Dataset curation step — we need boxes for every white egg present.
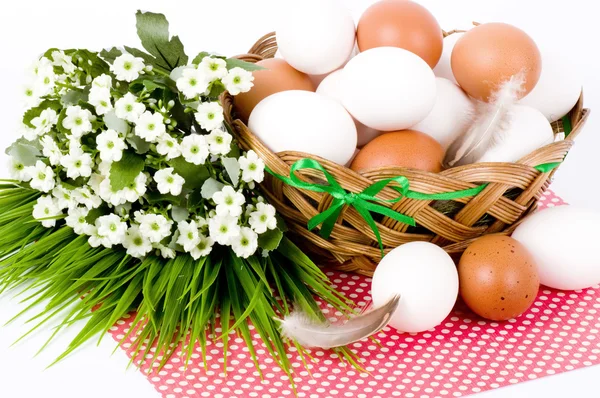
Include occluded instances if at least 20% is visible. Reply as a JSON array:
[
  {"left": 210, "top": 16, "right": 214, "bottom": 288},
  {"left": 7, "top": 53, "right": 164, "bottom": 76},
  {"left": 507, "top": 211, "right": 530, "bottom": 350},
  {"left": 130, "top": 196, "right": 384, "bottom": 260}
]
[
  {"left": 276, "top": 0, "right": 356, "bottom": 75},
  {"left": 433, "top": 32, "right": 464, "bottom": 84},
  {"left": 317, "top": 69, "right": 381, "bottom": 147},
  {"left": 371, "top": 242, "right": 459, "bottom": 333},
  {"left": 341, "top": 47, "right": 437, "bottom": 131},
  {"left": 411, "top": 78, "right": 475, "bottom": 150},
  {"left": 248, "top": 91, "right": 357, "bottom": 165},
  {"left": 308, "top": 41, "right": 360, "bottom": 88},
  {"left": 512, "top": 206, "right": 600, "bottom": 290},
  {"left": 519, "top": 49, "right": 582, "bottom": 122},
  {"left": 477, "top": 105, "right": 554, "bottom": 163}
]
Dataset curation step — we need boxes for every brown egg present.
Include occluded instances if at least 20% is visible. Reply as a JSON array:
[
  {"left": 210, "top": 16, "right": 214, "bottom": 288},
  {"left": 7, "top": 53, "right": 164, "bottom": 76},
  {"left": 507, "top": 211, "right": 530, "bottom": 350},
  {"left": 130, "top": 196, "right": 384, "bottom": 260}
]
[
  {"left": 458, "top": 235, "right": 540, "bottom": 321},
  {"left": 357, "top": 0, "right": 443, "bottom": 68},
  {"left": 234, "top": 58, "right": 315, "bottom": 122},
  {"left": 451, "top": 23, "right": 542, "bottom": 101},
  {"left": 350, "top": 130, "right": 444, "bottom": 173}
]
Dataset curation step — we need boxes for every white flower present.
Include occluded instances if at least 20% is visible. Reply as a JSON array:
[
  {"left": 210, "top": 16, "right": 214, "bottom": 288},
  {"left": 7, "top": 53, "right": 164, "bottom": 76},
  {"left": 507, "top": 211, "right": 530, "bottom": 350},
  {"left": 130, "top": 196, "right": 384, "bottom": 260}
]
[
  {"left": 96, "top": 214, "right": 127, "bottom": 246},
  {"left": 65, "top": 206, "right": 90, "bottom": 235},
  {"left": 114, "top": 93, "right": 146, "bottom": 123},
  {"left": 51, "top": 50, "right": 76, "bottom": 74},
  {"left": 123, "top": 225, "right": 153, "bottom": 258},
  {"left": 92, "top": 74, "right": 112, "bottom": 89},
  {"left": 23, "top": 84, "right": 41, "bottom": 108},
  {"left": 89, "top": 87, "right": 113, "bottom": 115},
  {"left": 62, "top": 105, "right": 93, "bottom": 137},
  {"left": 154, "top": 168, "right": 185, "bottom": 196},
  {"left": 176, "top": 220, "right": 200, "bottom": 251},
  {"left": 190, "top": 235, "right": 214, "bottom": 260},
  {"left": 18, "top": 124, "right": 38, "bottom": 141},
  {"left": 135, "top": 111, "right": 165, "bottom": 142},
  {"left": 9, "top": 158, "right": 30, "bottom": 182},
  {"left": 239, "top": 150, "right": 265, "bottom": 183},
  {"left": 96, "top": 129, "right": 126, "bottom": 162},
  {"left": 33, "top": 195, "right": 61, "bottom": 228},
  {"left": 35, "top": 69, "right": 56, "bottom": 97},
  {"left": 249, "top": 202, "right": 277, "bottom": 234},
  {"left": 32, "top": 57, "right": 53, "bottom": 77},
  {"left": 111, "top": 53, "right": 145, "bottom": 82},
  {"left": 195, "top": 215, "right": 208, "bottom": 229},
  {"left": 87, "top": 225, "right": 112, "bottom": 248},
  {"left": 212, "top": 186, "right": 245, "bottom": 217},
  {"left": 222, "top": 67, "right": 254, "bottom": 95},
  {"left": 114, "top": 202, "right": 132, "bottom": 218},
  {"left": 155, "top": 243, "right": 176, "bottom": 259},
  {"left": 206, "top": 129, "right": 232, "bottom": 156},
  {"left": 208, "top": 214, "right": 240, "bottom": 245},
  {"left": 98, "top": 178, "right": 127, "bottom": 206},
  {"left": 176, "top": 67, "right": 209, "bottom": 99},
  {"left": 97, "top": 160, "right": 112, "bottom": 177},
  {"left": 26, "top": 161, "right": 55, "bottom": 193},
  {"left": 136, "top": 213, "right": 173, "bottom": 243},
  {"left": 52, "top": 185, "right": 76, "bottom": 210},
  {"left": 61, "top": 147, "right": 93, "bottom": 179},
  {"left": 199, "top": 57, "right": 228, "bottom": 81},
  {"left": 180, "top": 134, "right": 209, "bottom": 165},
  {"left": 121, "top": 172, "right": 148, "bottom": 203},
  {"left": 31, "top": 108, "right": 58, "bottom": 136},
  {"left": 72, "top": 186, "right": 102, "bottom": 209},
  {"left": 195, "top": 102, "right": 224, "bottom": 131},
  {"left": 231, "top": 227, "right": 258, "bottom": 258},
  {"left": 40, "top": 135, "right": 62, "bottom": 166},
  {"left": 156, "top": 134, "right": 181, "bottom": 160}
]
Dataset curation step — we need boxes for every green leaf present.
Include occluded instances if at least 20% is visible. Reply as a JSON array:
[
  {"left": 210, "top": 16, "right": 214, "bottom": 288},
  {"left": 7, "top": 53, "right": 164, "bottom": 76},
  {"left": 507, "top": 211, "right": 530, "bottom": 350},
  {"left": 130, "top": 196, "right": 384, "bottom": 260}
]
[
  {"left": 99, "top": 47, "right": 122, "bottom": 64},
  {"left": 206, "top": 80, "right": 226, "bottom": 99},
  {"left": 258, "top": 228, "right": 283, "bottom": 251},
  {"left": 200, "top": 178, "right": 224, "bottom": 200},
  {"left": 225, "top": 58, "right": 266, "bottom": 72},
  {"left": 135, "top": 11, "right": 188, "bottom": 71},
  {"left": 221, "top": 157, "right": 240, "bottom": 187},
  {"left": 109, "top": 151, "right": 145, "bottom": 191},
  {"left": 85, "top": 207, "right": 105, "bottom": 224},
  {"left": 145, "top": 191, "right": 183, "bottom": 205},
  {"left": 168, "top": 157, "right": 210, "bottom": 190},
  {"left": 22, "top": 100, "right": 62, "bottom": 128},
  {"left": 61, "top": 89, "right": 89, "bottom": 106},
  {"left": 192, "top": 52, "right": 225, "bottom": 65},
  {"left": 126, "top": 135, "right": 151, "bottom": 155},
  {"left": 5, "top": 140, "right": 42, "bottom": 166},
  {"left": 104, "top": 110, "right": 130, "bottom": 134},
  {"left": 72, "top": 49, "right": 110, "bottom": 78}
]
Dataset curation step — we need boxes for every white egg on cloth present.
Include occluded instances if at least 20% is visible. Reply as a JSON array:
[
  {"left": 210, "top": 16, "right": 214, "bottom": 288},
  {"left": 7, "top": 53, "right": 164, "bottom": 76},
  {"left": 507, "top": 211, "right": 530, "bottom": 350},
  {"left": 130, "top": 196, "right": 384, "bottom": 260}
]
[
  {"left": 317, "top": 69, "right": 381, "bottom": 147},
  {"left": 512, "top": 206, "right": 600, "bottom": 291},
  {"left": 371, "top": 242, "right": 459, "bottom": 333},
  {"left": 275, "top": 0, "right": 356, "bottom": 75},
  {"left": 248, "top": 90, "right": 357, "bottom": 166},
  {"left": 411, "top": 77, "right": 475, "bottom": 150},
  {"left": 341, "top": 47, "right": 437, "bottom": 131}
]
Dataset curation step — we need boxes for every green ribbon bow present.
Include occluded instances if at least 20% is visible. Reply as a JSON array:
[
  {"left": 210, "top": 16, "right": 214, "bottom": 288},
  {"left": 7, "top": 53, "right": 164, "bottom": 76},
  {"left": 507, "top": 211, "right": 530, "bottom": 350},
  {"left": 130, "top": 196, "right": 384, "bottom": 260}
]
[{"left": 267, "top": 159, "right": 561, "bottom": 257}]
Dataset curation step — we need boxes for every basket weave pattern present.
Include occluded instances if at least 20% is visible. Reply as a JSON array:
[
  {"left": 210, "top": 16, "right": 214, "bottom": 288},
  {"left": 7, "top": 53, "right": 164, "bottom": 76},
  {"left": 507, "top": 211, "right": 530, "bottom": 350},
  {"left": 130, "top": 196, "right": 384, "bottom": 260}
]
[{"left": 224, "top": 32, "right": 590, "bottom": 276}]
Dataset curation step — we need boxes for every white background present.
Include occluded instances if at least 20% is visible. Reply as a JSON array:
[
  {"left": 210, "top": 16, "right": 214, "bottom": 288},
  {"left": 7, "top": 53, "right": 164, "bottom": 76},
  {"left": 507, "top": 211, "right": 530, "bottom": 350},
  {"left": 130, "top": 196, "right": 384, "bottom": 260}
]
[{"left": 0, "top": 1, "right": 598, "bottom": 397}]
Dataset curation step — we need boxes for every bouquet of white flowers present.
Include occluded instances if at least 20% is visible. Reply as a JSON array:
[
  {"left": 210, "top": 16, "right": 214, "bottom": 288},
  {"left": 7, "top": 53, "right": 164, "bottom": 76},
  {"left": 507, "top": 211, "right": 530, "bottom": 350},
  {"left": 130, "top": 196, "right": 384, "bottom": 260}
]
[{"left": 0, "top": 11, "right": 355, "bottom": 377}]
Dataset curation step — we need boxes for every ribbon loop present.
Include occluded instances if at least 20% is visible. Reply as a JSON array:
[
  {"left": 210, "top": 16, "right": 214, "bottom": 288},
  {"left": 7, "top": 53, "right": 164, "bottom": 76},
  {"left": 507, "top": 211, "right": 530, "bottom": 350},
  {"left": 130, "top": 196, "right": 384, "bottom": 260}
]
[{"left": 266, "top": 159, "right": 561, "bottom": 258}]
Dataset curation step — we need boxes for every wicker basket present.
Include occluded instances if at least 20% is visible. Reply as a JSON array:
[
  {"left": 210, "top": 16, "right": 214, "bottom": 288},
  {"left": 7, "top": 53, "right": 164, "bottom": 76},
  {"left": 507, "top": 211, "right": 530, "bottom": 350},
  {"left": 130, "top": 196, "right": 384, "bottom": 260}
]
[{"left": 223, "top": 31, "right": 590, "bottom": 277}]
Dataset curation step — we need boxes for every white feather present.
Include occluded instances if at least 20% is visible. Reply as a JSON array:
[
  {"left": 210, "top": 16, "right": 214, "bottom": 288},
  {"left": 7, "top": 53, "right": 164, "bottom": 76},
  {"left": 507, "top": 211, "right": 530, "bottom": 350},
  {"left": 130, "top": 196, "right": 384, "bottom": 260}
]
[
  {"left": 278, "top": 295, "right": 400, "bottom": 349},
  {"left": 444, "top": 73, "right": 526, "bottom": 167}
]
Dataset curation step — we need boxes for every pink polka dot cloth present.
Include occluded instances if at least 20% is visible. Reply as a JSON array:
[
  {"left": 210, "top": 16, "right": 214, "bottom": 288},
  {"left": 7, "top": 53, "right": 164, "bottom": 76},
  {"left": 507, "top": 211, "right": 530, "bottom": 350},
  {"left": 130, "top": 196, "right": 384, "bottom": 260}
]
[{"left": 109, "top": 190, "right": 600, "bottom": 398}]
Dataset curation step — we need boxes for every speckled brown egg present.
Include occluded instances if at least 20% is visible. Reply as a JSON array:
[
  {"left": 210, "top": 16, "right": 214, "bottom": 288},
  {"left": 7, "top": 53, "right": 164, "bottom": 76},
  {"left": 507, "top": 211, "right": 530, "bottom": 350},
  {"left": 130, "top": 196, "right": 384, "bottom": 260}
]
[
  {"left": 357, "top": 0, "right": 443, "bottom": 68},
  {"left": 234, "top": 58, "right": 315, "bottom": 122},
  {"left": 451, "top": 23, "right": 542, "bottom": 101},
  {"left": 458, "top": 235, "right": 539, "bottom": 321},
  {"left": 350, "top": 130, "right": 444, "bottom": 173}
]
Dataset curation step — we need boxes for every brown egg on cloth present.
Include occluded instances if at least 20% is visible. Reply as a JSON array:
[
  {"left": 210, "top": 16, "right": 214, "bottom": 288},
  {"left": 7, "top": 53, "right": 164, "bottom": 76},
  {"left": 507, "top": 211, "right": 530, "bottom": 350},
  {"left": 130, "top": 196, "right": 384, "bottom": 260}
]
[
  {"left": 350, "top": 130, "right": 444, "bottom": 173},
  {"left": 451, "top": 23, "right": 542, "bottom": 101},
  {"left": 357, "top": 0, "right": 443, "bottom": 68},
  {"left": 234, "top": 58, "right": 315, "bottom": 122},
  {"left": 458, "top": 235, "right": 540, "bottom": 321}
]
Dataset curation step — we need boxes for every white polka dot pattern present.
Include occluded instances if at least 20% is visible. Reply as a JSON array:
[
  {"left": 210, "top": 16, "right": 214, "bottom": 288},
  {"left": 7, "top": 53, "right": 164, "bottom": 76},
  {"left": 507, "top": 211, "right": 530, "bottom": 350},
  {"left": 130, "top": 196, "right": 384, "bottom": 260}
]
[{"left": 109, "top": 190, "right": 600, "bottom": 398}]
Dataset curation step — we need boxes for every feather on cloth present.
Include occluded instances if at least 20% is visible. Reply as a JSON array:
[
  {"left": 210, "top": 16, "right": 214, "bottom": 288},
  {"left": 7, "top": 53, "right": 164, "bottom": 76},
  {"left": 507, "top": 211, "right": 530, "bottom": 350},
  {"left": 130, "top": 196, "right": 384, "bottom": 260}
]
[{"left": 278, "top": 295, "right": 400, "bottom": 349}]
